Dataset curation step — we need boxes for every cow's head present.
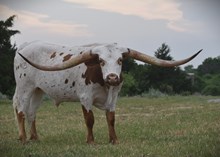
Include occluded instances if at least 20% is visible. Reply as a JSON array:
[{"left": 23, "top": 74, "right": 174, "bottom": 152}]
[
  {"left": 18, "top": 44, "right": 202, "bottom": 86},
  {"left": 89, "top": 43, "right": 126, "bottom": 86}
]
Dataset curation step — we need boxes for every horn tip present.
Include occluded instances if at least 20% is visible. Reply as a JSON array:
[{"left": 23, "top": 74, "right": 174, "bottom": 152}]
[
  {"left": 195, "top": 49, "right": 203, "bottom": 56},
  {"left": 127, "top": 48, "right": 131, "bottom": 53},
  {"left": 193, "top": 49, "right": 203, "bottom": 56},
  {"left": 198, "top": 49, "right": 203, "bottom": 53}
]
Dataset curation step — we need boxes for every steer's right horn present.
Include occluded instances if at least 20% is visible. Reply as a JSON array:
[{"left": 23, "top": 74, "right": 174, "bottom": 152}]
[{"left": 18, "top": 50, "right": 96, "bottom": 71}]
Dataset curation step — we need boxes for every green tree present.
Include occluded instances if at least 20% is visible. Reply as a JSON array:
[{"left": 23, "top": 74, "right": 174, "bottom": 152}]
[
  {"left": 122, "top": 57, "right": 150, "bottom": 95},
  {"left": 197, "top": 56, "right": 220, "bottom": 75},
  {"left": 201, "top": 74, "right": 220, "bottom": 96},
  {"left": 145, "top": 43, "right": 192, "bottom": 94},
  {"left": 184, "top": 65, "right": 196, "bottom": 73},
  {"left": 0, "top": 15, "right": 20, "bottom": 98},
  {"left": 120, "top": 73, "right": 137, "bottom": 96},
  {"left": 122, "top": 57, "right": 137, "bottom": 73}
]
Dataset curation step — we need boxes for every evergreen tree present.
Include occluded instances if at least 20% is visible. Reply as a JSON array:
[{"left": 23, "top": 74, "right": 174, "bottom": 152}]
[
  {"left": 197, "top": 56, "right": 220, "bottom": 75},
  {"left": 145, "top": 43, "right": 192, "bottom": 94},
  {"left": 0, "top": 15, "right": 20, "bottom": 98}
]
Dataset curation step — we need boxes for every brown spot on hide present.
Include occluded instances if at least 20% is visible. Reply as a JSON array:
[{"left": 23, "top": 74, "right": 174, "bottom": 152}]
[
  {"left": 70, "top": 82, "right": 76, "bottom": 88},
  {"left": 65, "top": 79, "right": 69, "bottom": 84},
  {"left": 63, "top": 54, "right": 73, "bottom": 62},
  {"left": 80, "top": 51, "right": 83, "bottom": 54},
  {"left": 82, "top": 57, "right": 105, "bottom": 86},
  {"left": 50, "top": 52, "right": 56, "bottom": 59},
  {"left": 59, "top": 52, "right": 64, "bottom": 56},
  {"left": 72, "top": 81, "right": 75, "bottom": 86},
  {"left": 19, "top": 73, "right": 22, "bottom": 78},
  {"left": 24, "top": 73, "right": 26, "bottom": 77}
]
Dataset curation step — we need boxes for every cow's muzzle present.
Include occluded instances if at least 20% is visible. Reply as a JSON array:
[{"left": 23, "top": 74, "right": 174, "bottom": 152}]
[{"left": 105, "top": 73, "right": 120, "bottom": 86}]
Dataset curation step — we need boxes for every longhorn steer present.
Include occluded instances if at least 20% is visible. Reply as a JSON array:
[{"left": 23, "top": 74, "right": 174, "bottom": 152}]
[{"left": 13, "top": 41, "right": 202, "bottom": 144}]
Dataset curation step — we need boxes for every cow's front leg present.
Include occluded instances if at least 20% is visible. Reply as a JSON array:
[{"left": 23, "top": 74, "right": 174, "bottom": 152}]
[
  {"left": 82, "top": 105, "right": 95, "bottom": 144},
  {"left": 106, "top": 110, "right": 118, "bottom": 144}
]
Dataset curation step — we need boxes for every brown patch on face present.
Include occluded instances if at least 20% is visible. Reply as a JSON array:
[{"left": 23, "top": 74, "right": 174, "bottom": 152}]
[
  {"left": 82, "top": 57, "right": 105, "bottom": 86},
  {"left": 59, "top": 52, "right": 64, "bottom": 56},
  {"left": 50, "top": 52, "right": 56, "bottom": 59},
  {"left": 63, "top": 54, "right": 73, "bottom": 62}
]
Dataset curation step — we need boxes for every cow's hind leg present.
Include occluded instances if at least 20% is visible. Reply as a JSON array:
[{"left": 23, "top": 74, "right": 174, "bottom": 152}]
[
  {"left": 13, "top": 86, "right": 35, "bottom": 144},
  {"left": 15, "top": 108, "right": 26, "bottom": 143},
  {"left": 28, "top": 88, "right": 44, "bottom": 141},
  {"left": 106, "top": 110, "right": 118, "bottom": 144},
  {"left": 13, "top": 88, "right": 26, "bottom": 143},
  {"left": 82, "top": 105, "right": 95, "bottom": 144}
]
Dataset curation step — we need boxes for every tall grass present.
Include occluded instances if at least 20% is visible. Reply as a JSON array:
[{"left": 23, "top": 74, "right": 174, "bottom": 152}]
[{"left": 0, "top": 96, "right": 220, "bottom": 157}]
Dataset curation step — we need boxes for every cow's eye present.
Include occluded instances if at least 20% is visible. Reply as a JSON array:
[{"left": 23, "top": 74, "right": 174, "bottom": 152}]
[
  {"left": 118, "top": 57, "right": 123, "bottom": 65},
  {"left": 99, "top": 58, "right": 105, "bottom": 66}
]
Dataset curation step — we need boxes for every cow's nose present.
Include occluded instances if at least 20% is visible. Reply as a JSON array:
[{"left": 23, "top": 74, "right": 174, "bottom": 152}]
[
  {"left": 106, "top": 73, "right": 119, "bottom": 86},
  {"left": 107, "top": 73, "right": 119, "bottom": 81}
]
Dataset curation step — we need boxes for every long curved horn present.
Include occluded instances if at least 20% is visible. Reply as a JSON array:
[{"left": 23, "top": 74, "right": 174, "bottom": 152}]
[
  {"left": 124, "top": 49, "right": 202, "bottom": 67},
  {"left": 18, "top": 50, "right": 96, "bottom": 71}
]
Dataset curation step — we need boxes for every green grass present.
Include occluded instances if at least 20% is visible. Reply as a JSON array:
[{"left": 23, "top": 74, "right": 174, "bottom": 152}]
[{"left": 0, "top": 96, "right": 220, "bottom": 157}]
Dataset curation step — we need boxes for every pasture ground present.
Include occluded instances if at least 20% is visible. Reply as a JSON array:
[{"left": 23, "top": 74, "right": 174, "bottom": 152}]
[{"left": 0, "top": 96, "right": 220, "bottom": 157}]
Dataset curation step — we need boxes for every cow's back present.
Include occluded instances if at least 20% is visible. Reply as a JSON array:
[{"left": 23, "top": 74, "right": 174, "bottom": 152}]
[{"left": 14, "top": 41, "right": 89, "bottom": 103}]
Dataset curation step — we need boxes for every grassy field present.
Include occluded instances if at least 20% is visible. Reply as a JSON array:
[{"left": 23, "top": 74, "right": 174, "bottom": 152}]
[{"left": 0, "top": 96, "right": 220, "bottom": 157}]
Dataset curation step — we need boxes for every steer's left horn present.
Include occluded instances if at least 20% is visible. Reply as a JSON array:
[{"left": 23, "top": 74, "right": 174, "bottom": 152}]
[
  {"left": 123, "top": 49, "right": 202, "bottom": 67},
  {"left": 18, "top": 50, "right": 96, "bottom": 71}
]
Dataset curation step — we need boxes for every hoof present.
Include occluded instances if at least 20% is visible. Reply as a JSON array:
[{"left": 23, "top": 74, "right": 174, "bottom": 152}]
[
  {"left": 18, "top": 136, "right": 27, "bottom": 145},
  {"left": 29, "top": 135, "right": 38, "bottom": 141},
  {"left": 87, "top": 140, "right": 95, "bottom": 145},
  {"left": 17, "top": 138, "right": 27, "bottom": 145},
  {"left": 109, "top": 139, "right": 119, "bottom": 145}
]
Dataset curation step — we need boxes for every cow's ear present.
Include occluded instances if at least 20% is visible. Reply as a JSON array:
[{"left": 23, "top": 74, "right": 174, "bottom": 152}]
[{"left": 84, "top": 54, "right": 99, "bottom": 66}]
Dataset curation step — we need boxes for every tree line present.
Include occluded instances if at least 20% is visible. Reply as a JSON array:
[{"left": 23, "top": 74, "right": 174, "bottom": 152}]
[
  {"left": 121, "top": 44, "right": 220, "bottom": 96},
  {"left": 0, "top": 15, "right": 220, "bottom": 99}
]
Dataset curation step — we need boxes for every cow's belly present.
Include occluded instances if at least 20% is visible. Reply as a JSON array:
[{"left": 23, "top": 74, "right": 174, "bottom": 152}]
[
  {"left": 36, "top": 70, "right": 80, "bottom": 102},
  {"left": 39, "top": 83, "right": 79, "bottom": 104},
  {"left": 48, "top": 88, "right": 79, "bottom": 102}
]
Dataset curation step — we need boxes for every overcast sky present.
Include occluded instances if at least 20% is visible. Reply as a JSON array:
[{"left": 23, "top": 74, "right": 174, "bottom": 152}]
[{"left": 0, "top": 0, "right": 219, "bottom": 68}]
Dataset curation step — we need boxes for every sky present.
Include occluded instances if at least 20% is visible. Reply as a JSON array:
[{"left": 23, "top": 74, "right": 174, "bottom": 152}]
[{"left": 0, "top": 0, "right": 219, "bottom": 68}]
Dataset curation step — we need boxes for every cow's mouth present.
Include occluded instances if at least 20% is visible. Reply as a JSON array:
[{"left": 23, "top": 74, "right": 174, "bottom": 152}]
[
  {"left": 105, "top": 73, "right": 121, "bottom": 86},
  {"left": 105, "top": 80, "right": 121, "bottom": 86}
]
